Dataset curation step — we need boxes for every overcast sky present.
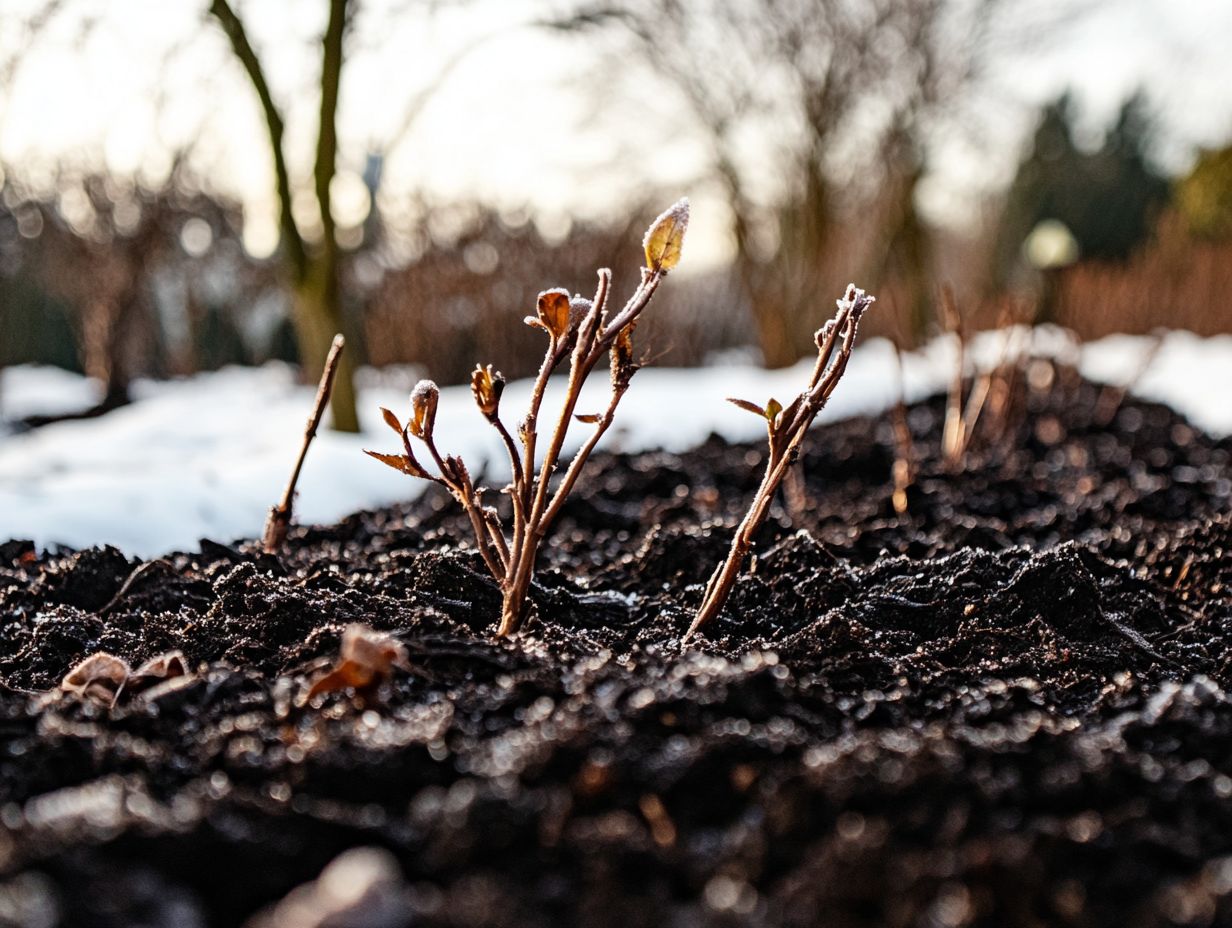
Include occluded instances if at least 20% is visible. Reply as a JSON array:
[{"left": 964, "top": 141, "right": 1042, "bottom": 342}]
[{"left": 2, "top": 0, "right": 1231, "bottom": 265}]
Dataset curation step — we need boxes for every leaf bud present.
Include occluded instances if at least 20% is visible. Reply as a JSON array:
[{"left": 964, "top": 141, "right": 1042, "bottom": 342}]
[
  {"left": 408, "top": 380, "right": 440, "bottom": 440},
  {"left": 643, "top": 197, "right": 689, "bottom": 272},
  {"left": 470, "top": 364, "right": 505, "bottom": 420},
  {"left": 765, "top": 397, "right": 783, "bottom": 429}
]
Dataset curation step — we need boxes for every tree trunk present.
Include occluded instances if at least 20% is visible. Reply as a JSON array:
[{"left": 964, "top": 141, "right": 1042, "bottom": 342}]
[
  {"left": 292, "top": 271, "right": 359, "bottom": 433},
  {"left": 735, "top": 159, "right": 834, "bottom": 369},
  {"left": 744, "top": 275, "right": 800, "bottom": 369}
]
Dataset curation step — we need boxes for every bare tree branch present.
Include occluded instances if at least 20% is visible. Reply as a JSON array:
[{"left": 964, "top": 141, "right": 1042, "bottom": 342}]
[
  {"left": 379, "top": 28, "right": 503, "bottom": 157},
  {"left": 208, "top": 0, "right": 308, "bottom": 282},
  {"left": 314, "top": 0, "right": 349, "bottom": 266}
]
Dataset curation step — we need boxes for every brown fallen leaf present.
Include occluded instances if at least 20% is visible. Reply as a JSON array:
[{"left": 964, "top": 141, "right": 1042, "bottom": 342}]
[
  {"left": 61, "top": 652, "right": 130, "bottom": 705},
  {"left": 60, "top": 650, "right": 195, "bottom": 708},
  {"left": 304, "top": 625, "right": 408, "bottom": 704},
  {"left": 132, "top": 650, "right": 188, "bottom": 683},
  {"left": 116, "top": 650, "right": 191, "bottom": 704}
]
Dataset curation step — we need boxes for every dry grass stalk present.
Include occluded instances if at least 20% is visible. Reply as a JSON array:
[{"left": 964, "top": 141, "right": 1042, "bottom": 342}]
[
  {"left": 939, "top": 287, "right": 967, "bottom": 465},
  {"left": 982, "top": 300, "right": 1032, "bottom": 445},
  {"left": 263, "top": 334, "right": 346, "bottom": 554},
  {"left": 686, "top": 284, "right": 875, "bottom": 640},
  {"left": 938, "top": 289, "right": 1026, "bottom": 471},
  {"left": 890, "top": 342, "right": 915, "bottom": 516},
  {"left": 367, "top": 200, "right": 689, "bottom": 637}
]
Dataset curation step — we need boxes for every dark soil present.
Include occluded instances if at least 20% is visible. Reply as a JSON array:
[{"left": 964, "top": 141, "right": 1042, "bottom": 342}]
[{"left": 1, "top": 370, "right": 1229, "bottom": 927}]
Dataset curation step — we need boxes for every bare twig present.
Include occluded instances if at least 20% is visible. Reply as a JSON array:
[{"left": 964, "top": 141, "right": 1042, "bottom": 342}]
[
  {"left": 263, "top": 334, "right": 345, "bottom": 553},
  {"left": 207, "top": 0, "right": 307, "bottom": 282},
  {"left": 99, "top": 559, "right": 174, "bottom": 616},
  {"left": 890, "top": 341, "right": 915, "bottom": 516},
  {"left": 686, "top": 284, "right": 874, "bottom": 640},
  {"left": 939, "top": 286, "right": 966, "bottom": 468},
  {"left": 367, "top": 200, "right": 689, "bottom": 637},
  {"left": 938, "top": 288, "right": 1018, "bottom": 471}
]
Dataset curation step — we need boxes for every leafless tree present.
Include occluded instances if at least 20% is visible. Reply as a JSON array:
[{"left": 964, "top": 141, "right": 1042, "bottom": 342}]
[
  {"left": 556, "top": 0, "right": 1028, "bottom": 359},
  {"left": 3, "top": 0, "right": 504, "bottom": 431},
  {"left": 206, "top": 0, "right": 363, "bottom": 429},
  {"left": 3, "top": 165, "right": 257, "bottom": 419}
]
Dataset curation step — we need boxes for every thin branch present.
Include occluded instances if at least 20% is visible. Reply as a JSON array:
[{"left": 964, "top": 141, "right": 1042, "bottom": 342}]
[
  {"left": 519, "top": 337, "right": 563, "bottom": 505},
  {"left": 939, "top": 285, "right": 965, "bottom": 466},
  {"left": 492, "top": 417, "right": 524, "bottom": 487},
  {"left": 686, "top": 285, "right": 874, "bottom": 641},
  {"left": 890, "top": 341, "right": 915, "bottom": 516},
  {"left": 489, "top": 414, "right": 527, "bottom": 558},
  {"left": 314, "top": 0, "right": 349, "bottom": 264},
  {"left": 263, "top": 334, "right": 345, "bottom": 553},
  {"left": 542, "top": 383, "right": 626, "bottom": 527},
  {"left": 208, "top": 0, "right": 308, "bottom": 282},
  {"left": 460, "top": 491, "right": 505, "bottom": 578}
]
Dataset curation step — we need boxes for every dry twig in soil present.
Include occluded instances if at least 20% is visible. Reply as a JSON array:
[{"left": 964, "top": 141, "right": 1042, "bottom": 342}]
[
  {"left": 890, "top": 342, "right": 916, "bottom": 516},
  {"left": 263, "top": 334, "right": 345, "bottom": 554},
  {"left": 687, "top": 283, "right": 875, "bottom": 640},
  {"left": 937, "top": 290, "right": 1025, "bottom": 471}
]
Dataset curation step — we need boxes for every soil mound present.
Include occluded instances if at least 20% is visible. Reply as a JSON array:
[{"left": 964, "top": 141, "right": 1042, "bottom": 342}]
[{"left": 0, "top": 377, "right": 1228, "bottom": 927}]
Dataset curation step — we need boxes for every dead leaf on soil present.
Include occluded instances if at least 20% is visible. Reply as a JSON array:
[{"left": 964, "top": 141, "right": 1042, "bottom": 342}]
[
  {"left": 61, "top": 652, "right": 130, "bottom": 705},
  {"left": 60, "top": 649, "right": 195, "bottom": 707},
  {"left": 304, "top": 625, "right": 409, "bottom": 704},
  {"left": 116, "top": 650, "right": 191, "bottom": 703}
]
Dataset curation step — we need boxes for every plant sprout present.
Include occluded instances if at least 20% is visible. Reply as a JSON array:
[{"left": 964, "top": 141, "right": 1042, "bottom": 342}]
[
  {"left": 367, "top": 199, "right": 689, "bottom": 636},
  {"left": 686, "top": 283, "right": 874, "bottom": 640}
]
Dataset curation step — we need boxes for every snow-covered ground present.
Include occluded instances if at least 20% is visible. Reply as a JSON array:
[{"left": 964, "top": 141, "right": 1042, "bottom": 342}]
[{"left": 1, "top": 328, "right": 1229, "bottom": 558}]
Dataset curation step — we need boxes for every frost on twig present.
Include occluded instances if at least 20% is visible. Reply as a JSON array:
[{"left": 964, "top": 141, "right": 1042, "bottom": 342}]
[
  {"left": 686, "top": 284, "right": 875, "bottom": 640},
  {"left": 366, "top": 199, "right": 689, "bottom": 637},
  {"left": 263, "top": 334, "right": 346, "bottom": 554}
]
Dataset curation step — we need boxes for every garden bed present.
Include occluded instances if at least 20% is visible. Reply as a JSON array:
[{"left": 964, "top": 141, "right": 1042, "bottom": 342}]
[{"left": 0, "top": 371, "right": 1229, "bottom": 927}]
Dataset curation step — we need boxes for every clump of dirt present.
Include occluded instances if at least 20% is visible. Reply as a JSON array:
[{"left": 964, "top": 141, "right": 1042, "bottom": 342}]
[{"left": 0, "top": 373, "right": 1228, "bottom": 927}]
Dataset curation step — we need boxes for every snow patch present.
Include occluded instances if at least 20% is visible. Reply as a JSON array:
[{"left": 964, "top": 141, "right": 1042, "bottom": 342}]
[{"left": 1, "top": 330, "right": 1228, "bottom": 557}]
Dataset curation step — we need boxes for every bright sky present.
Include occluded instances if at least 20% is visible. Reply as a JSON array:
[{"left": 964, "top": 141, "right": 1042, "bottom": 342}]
[{"left": 2, "top": 0, "right": 1231, "bottom": 265}]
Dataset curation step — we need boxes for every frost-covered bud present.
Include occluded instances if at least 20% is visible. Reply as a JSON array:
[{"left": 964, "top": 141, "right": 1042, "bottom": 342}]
[
  {"left": 408, "top": 380, "right": 439, "bottom": 440},
  {"left": 837, "top": 283, "right": 875, "bottom": 320},
  {"left": 470, "top": 364, "right": 505, "bottom": 420},
  {"left": 570, "top": 295, "right": 593, "bottom": 328},
  {"left": 643, "top": 197, "right": 689, "bottom": 272},
  {"left": 814, "top": 318, "right": 836, "bottom": 351}
]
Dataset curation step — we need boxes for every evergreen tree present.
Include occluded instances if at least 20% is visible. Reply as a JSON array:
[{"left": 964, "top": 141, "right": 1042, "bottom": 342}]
[{"left": 993, "top": 91, "right": 1169, "bottom": 289}]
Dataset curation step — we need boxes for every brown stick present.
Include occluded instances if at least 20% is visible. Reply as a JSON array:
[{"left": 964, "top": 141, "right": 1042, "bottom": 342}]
[
  {"left": 890, "top": 342, "right": 915, "bottom": 516},
  {"left": 498, "top": 270, "right": 659, "bottom": 637},
  {"left": 262, "top": 334, "right": 345, "bottom": 554},
  {"left": 939, "top": 286, "right": 966, "bottom": 469},
  {"left": 686, "top": 285, "right": 874, "bottom": 641}
]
